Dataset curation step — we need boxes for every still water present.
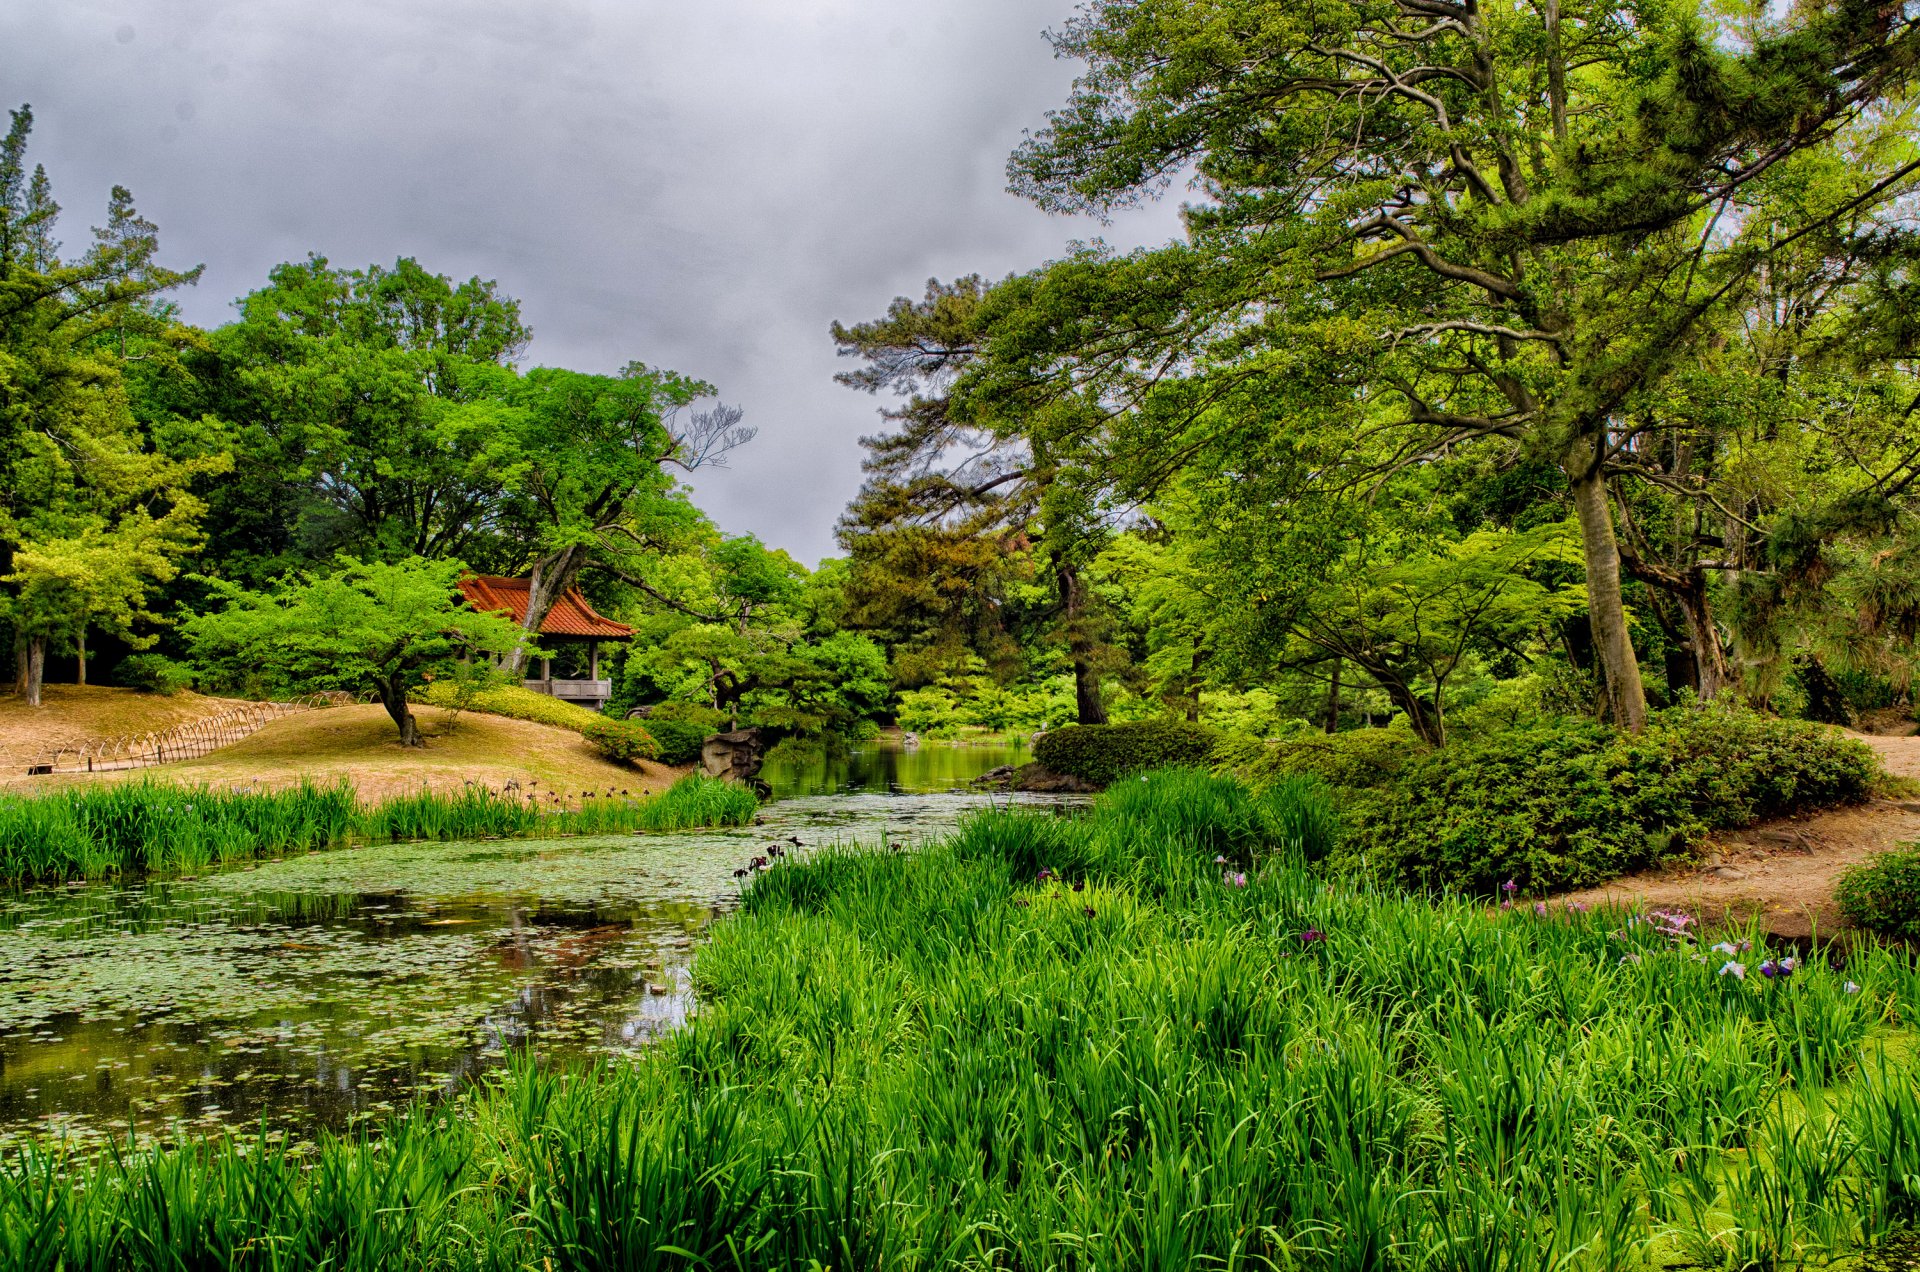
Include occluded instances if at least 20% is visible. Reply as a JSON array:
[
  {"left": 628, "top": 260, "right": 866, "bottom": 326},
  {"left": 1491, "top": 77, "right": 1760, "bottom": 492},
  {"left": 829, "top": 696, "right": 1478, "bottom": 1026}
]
[{"left": 0, "top": 743, "right": 1056, "bottom": 1150}]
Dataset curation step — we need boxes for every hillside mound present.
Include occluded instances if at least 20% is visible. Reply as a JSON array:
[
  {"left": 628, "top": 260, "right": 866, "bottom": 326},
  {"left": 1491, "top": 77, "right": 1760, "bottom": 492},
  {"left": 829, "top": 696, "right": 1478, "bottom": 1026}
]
[
  {"left": 1, "top": 698, "right": 682, "bottom": 803},
  {"left": 0, "top": 686, "right": 255, "bottom": 775}
]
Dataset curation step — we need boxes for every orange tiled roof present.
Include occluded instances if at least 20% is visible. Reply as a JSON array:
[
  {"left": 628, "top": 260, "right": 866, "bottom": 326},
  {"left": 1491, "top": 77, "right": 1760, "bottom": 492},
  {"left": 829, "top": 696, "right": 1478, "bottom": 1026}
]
[{"left": 456, "top": 575, "right": 635, "bottom": 639}]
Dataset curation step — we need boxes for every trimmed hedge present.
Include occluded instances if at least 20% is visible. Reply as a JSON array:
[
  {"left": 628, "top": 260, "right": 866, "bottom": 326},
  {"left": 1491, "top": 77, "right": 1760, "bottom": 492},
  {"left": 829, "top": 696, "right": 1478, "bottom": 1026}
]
[
  {"left": 417, "top": 682, "right": 606, "bottom": 731},
  {"left": 1836, "top": 850, "right": 1920, "bottom": 941},
  {"left": 581, "top": 718, "right": 662, "bottom": 765},
  {"left": 1034, "top": 720, "right": 1220, "bottom": 787},
  {"left": 1334, "top": 706, "right": 1879, "bottom": 896}
]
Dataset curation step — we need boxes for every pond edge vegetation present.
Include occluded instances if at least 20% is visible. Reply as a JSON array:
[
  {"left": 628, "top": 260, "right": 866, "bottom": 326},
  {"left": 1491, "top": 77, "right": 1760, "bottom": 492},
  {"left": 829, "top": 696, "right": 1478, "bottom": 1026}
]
[
  {"left": 0, "top": 774, "right": 759, "bottom": 886},
  {"left": 2, "top": 768, "right": 1915, "bottom": 1269}
]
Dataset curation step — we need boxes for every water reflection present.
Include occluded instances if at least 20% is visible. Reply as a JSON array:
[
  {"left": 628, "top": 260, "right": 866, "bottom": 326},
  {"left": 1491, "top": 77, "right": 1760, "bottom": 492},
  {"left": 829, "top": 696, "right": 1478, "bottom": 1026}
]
[
  {"left": 760, "top": 736, "right": 1029, "bottom": 799},
  {"left": 0, "top": 748, "right": 1069, "bottom": 1150}
]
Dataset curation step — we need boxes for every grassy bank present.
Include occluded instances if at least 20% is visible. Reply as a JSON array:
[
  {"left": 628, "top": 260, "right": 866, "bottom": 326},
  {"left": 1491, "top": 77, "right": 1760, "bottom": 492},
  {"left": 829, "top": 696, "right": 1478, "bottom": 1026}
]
[
  {"left": 4, "top": 768, "right": 1917, "bottom": 1268},
  {"left": 0, "top": 773, "right": 758, "bottom": 884}
]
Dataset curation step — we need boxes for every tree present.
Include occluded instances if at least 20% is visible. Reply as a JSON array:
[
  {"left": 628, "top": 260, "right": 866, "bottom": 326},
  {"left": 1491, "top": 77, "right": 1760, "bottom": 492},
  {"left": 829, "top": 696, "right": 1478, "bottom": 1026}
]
[
  {"left": 832, "top": 278, "right": 1119, "bottom": 723},
  {"left": 497, "top": 365, "right": 752, "bottom": 669},
  {"left": 960, "top": 0, "right": 1920, "bottom": 732},
  {"left": 183, "top": 557, "right": 530, "bottom": 746},
  {"left": 0, "top": 104, "right": 226, "bottom": 704},
  {"left": 194, "top": 255, "right": 532, "bottom": 578}
]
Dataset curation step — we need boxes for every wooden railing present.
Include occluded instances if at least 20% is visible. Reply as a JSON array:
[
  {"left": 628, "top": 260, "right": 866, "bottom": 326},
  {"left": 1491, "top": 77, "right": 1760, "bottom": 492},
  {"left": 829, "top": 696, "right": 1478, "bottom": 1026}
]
[{"left": 31, "top": 693, "right": 350, "bottom": 775}]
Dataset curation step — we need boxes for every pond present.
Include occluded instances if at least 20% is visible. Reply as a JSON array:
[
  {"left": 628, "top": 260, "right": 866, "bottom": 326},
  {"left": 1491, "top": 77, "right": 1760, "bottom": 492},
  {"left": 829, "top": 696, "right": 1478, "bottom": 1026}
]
[
  {"left": 0, "top": 742, "right": 1061, "bottom": 1151},
  {"left": 758, "top": 734, "right": 1030, "bottom": 799}
]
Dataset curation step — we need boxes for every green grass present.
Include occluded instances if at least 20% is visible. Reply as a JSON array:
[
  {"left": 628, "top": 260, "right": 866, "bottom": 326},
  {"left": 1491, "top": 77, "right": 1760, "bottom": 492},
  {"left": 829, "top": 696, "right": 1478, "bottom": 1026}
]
[
  {"left": 629, "top": 771, "right": 761, "bottom": 831},
  {"left": 3, "top": 767, "right": 1917, "bottom": 1269},
  {"left": 0, "top": 774, "right": 759, "bottom": 885}
]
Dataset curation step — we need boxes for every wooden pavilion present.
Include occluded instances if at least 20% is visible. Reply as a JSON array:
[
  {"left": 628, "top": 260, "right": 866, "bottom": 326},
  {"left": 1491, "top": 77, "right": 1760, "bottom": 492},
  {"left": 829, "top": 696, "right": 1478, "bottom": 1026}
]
[{"left": 455, "top": 575, "right": 633, "bottom": 711}]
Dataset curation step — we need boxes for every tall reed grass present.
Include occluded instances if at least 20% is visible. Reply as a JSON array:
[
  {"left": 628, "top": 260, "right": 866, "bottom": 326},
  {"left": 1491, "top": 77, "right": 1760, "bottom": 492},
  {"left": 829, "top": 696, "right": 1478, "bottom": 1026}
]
[
  {"left": 0, "top": 773, "right": 758, "bottom": 885},
  {"left": 2, "top": 767, "right": 1915, "bottom": 1269}
]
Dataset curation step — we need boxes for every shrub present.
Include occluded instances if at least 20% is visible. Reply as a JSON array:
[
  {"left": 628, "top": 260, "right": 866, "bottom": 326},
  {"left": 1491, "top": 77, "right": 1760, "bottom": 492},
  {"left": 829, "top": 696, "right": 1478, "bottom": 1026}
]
[
  {"left": 644, "top": 718, "right": 712, "bottom": 766},
  {"left": 581, "top": 718, "right": 662, "bottom": 765},
  {"left": 1336, "top": 705, "right": 1879, "bottom": 895},
  {"left": 1219, "top": 723, "right": 1423, "bottom": 793},
  {"left": 1836, "top": 850, "right": 1920, "bottom": 941},
  {"left": 113, "top": 653, "right": 195, "bottom": 695},
  {"left": 1034, "top": 719, "right": 1220, "bottom": 786}
]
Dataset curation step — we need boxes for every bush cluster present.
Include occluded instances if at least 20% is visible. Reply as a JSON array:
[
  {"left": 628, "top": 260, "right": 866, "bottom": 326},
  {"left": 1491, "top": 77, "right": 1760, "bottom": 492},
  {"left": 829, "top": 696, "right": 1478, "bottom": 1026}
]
[
  {"left": 638, "top": 717, "right": 713, "bottom": 766},
  {"left": 1219, "top": 723, "right": 1424, "bottom": 792},
  {"left": 1034, "top": 719, "right": 1220, "bottom": 786},
  {"left": 1836, "top": 850, "right": 1920, "bottom": 941},
  {"left": 113, "top": 653, "right": 196, "bottom": 696},
  {"left": 580, "top": 718, "right": 661, "bottom": 765},
  {"left": 1331, "top": 706, "right": 1878, "bottom": 895}
]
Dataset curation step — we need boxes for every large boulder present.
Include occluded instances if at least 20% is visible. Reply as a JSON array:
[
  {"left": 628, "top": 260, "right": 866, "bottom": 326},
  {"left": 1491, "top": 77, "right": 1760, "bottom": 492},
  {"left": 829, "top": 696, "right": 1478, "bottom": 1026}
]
[{"left": 701, "top": 728, "right": 768, "bottom": 783}]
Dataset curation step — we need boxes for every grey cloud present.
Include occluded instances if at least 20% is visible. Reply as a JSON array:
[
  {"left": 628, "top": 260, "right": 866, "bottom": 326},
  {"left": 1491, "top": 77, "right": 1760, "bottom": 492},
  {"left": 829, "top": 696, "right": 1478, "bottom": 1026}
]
[{"left": 3, "top": 0, "right": 1182, "bottom": 564}]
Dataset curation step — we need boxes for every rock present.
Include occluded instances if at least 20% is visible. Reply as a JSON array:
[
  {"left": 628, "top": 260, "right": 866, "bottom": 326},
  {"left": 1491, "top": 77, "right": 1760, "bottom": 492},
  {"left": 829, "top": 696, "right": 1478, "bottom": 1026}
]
[
  {"left": 1704, "top": 865, "right": 1749, "bottom": 881},
  {"left": 1004, "top": 762, "right": 1101, "bottom": 794},
  {"left": 701, "top": 728, "right": 769, "bottom": 783}
]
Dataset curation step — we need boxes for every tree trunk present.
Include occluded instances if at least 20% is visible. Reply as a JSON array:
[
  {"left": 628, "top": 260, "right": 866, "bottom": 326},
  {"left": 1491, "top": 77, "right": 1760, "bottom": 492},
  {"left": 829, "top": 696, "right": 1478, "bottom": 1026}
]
[
  {"left": 1672, "top": 577, "right": 1730, "bottom": 703},
  {"left": 1797, "top": 655, "right": 1854, "bottom": 726},
  {"left": 1566, "top": 449, "right": 1648, "bottom": 732},
  {"left": 1057, "top": 561, "right": 1108, "bottom": 726},
  {"left": 508, "top": 547, "right": 582, "bottom": 674},
  {"left": 75, "top": 628, "right": 85, "bottom": 687},
  {"left": 12, "top": 631, "right": 26, "bottom": 697},
  {"left": 1378, "top": 675, "right": 1444, "bottom": 747},
  {"left": 1185, "top": 645, "right": 1203, "bottom": 722},
  {"left": 24, "top": 636, "right": 45, "bottom": 709},
  {"left": 1324, "top": 659, "right": 1342, "bottom": 734},
  {"left": 377, "top": 676, "right": 423, "bottom": 747}
]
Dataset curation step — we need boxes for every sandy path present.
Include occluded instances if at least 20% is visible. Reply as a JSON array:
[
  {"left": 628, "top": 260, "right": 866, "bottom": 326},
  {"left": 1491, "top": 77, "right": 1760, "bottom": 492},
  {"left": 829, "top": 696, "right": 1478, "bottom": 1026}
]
[{"left": 1559, "top": 733, "right": 1920, "bottom": 938}]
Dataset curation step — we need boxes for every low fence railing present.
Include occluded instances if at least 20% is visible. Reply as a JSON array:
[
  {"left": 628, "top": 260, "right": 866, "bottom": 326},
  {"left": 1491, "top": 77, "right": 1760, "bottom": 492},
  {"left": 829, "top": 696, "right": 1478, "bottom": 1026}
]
[{"left": 31, "top": 693, "right": 350, "bottom": 775}]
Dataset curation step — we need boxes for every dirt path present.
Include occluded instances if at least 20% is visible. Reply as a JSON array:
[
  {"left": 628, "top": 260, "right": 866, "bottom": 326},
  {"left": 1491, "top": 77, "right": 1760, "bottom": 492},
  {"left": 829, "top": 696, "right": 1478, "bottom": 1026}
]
[{"left": 1559, "top": 732, "right": 1920, "bottom": 938}]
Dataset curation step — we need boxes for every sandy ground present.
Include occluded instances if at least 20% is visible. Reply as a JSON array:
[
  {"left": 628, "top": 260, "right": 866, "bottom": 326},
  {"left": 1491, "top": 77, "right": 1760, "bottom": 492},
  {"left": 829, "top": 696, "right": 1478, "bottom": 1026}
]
[
  {"left": 1560, "top": 732, "right": 1920, "bottom": 938},
  {"left": 0, "top": 690, "right": 682, "bottom": 804}
]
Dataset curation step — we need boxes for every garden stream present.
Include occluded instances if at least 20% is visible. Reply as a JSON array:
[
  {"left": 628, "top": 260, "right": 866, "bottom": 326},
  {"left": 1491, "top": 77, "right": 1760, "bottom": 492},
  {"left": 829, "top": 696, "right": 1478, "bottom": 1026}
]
[{"left": 0, "top": 740, "right": 1051, "bottom": 1151}]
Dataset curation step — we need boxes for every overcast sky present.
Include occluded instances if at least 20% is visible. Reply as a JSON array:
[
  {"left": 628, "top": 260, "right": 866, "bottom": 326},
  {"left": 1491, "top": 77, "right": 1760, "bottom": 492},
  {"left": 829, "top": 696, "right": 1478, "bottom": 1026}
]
[{"left": 4, "top": 0, "right": 1184, "bottom": 566}]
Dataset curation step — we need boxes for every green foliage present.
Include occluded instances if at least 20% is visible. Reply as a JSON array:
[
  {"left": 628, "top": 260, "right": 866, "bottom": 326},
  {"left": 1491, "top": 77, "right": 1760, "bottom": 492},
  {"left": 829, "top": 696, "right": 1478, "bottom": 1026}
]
[
  {"left": 1220, "top": 722, "right": 1425, "bottom": 793},
  {"left": 640, "top": 717, "right": 711, "bottom": 766},
  {"left": 0, "top": 106, "right": 229, "bottom": 703},
  {"left": 191, "top": 253, "right": 532, "bottom": 578},
  {"left": 111, "top": 653, "right": 194, "bottom": 696},
  {"left": 1339, "top": 708, "right": 1880, "bottom": 895},
  {"left": 1836, "top": 850, "right": 1920, "bottom": 942},
  {"left": 1034, "top": 718, "right": 1220, "bottom": 786},
  {"left": 579, "top": 717, "right": 660, "bottom": 765},
  {"left": 417, "top": 680, "right": 604, "bottom": 732},
  {"left": 0, "top": 777, "right": 755, "bottom": 886},
  {"left": 11, "top": 775, "right": 1920, "bottom": 1266}
]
